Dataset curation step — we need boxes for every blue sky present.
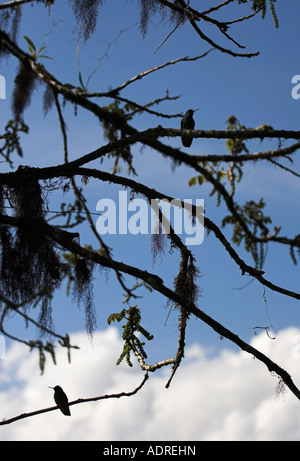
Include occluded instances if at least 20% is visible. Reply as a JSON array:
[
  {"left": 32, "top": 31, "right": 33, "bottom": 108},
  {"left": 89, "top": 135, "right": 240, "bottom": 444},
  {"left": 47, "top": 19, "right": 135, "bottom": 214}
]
[{"left": 0, "top": 0, "right": 299, "bottom": 441}]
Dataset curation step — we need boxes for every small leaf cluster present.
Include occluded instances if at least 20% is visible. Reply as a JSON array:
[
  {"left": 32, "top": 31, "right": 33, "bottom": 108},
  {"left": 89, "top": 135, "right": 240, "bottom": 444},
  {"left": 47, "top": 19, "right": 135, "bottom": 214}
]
[
  {"left": 101, "top": 101, "right": 136, "bottom": 174},
  {"left": 28, "top": 333, "right": 74, "bottom": 375},
  {"left": 189, "top": 116, "right": 252, "bottom": 201},
  {"left": 251, "top": 0, "right": 279, "bottom": 28},
  {"left": 29, "top": 340, "right": 56, "bottom": 375},
  {"left": 63, "top": 71, "right": 88, "bottom": 95},
  {"left": 0, "top": 119, "right": 28, "bottom": 167},
  {"left": 225, "top": 115, "right": 250, "bottom": 156},
  {"left": 24, "top": 35, "right": 52, "bottom": 60},
  {"left": 222, "top": 198, "right": 276, "bottom": 269},
  {"left": 107, "top": 305, "right": 153, "bottom": 367},
  {"left": 57, "top": 193, "right": 87, "bottom": 228}
]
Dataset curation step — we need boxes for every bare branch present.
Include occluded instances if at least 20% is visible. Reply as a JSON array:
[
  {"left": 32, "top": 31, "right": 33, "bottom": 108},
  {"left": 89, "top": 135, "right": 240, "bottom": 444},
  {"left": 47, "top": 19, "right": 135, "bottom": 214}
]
[
  {"left": 86, "top": 50, "right": 214, "bottom": 97},
  {"left": 0, "top": 0, "right": 37, "bottom": 9},
  {"left": 191, "top": 140, "right": 300, "bottom": 163},
  {"left": 201, "top": 0, "right": 236, "bottom": 16},
  {"left": 157, "top": 0, "right": 259, "bottom": 57},
  {"left": 0, "top": 373, "right": 149, "bottom": 426}
]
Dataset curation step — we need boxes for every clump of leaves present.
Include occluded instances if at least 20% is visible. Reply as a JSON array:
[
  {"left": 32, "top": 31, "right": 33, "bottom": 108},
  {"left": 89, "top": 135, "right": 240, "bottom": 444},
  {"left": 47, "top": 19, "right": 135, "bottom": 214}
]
[
  {"left": 23, "top": 35, "right": 52, "bottom": 60},
  {"left": 107, "top": 305, "right": 153, "bottom": 367},
  {"left": 57, "top": 194, "right": 86, "bottom": 228},
  {"left": 188, "top": 115, "right": 250, "bottom": 202},
  {"left": 251, "top": 0, "right": 279, "bottom": 28},
  {"left": 28, "top": 339, "right": 57, "bottom": 375},
  {"left": 101, "top": 101, "right": 135, "bottom": 174},
  {"left": 225, "top": 115, "right": 250, "bottom": 156},
  {"left": 0, "top": 119, "right": 29, "bottom": 167},
  {"left": 222, "top": 198, "right": 278, "bottom": 269}
]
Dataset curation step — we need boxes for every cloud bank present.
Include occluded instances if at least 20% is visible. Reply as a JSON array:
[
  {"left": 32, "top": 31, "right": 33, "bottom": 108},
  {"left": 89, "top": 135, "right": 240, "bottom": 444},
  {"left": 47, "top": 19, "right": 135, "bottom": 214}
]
[{"left": 0, "top": 326, "right": 300, "bottom": 441}]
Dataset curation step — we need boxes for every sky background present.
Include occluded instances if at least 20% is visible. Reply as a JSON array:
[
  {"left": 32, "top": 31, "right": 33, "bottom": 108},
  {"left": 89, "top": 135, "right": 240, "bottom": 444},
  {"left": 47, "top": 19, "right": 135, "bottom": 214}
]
[{"left": 0, "top": 0, "right": 299, "bottom": 441}]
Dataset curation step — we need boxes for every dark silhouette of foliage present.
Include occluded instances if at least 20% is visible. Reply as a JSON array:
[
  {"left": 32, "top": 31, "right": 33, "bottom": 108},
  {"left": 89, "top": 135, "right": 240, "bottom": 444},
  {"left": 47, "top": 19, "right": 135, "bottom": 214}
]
[
  {"left": 101, "top": 101, "right": 135, "bottom": 174},
  {"left": 108, "top": 305, "right": 154, "bottom": 367},
  {"left": 66, "top": 0, "right": 279, "bottom": 48},
  {"left": 0, "top": 0, "right": 300, "bottom": 420},
  {"left": 173, "top": 253, "right": 200, "bottom": 307},
  {"left": 67, "top": 0, "right": 105, "bottom": 41},
  {"left": 72, "top": 257, "right": 96, "bottom": 336},
  {"left": 0, "top": 179, "right": 63, "bottom": 303},
  {"left": 42, "top": 86, "right": 55, "bottom": 117},
  {"left": 0, "top": 4, "right": 21, "bottom": 45},
  {"left": 138, "top": 0, "right": 184, "bottom": 38},
  {"left": 252, "top": 0, "right": 278, "bottom": 27},
  {"left": 151, "top": 232, "right": 166, "bottom": 265},
  {"left": 66, "top": 0, "right": 184, "bottom": 41},
  {"left": 12, "top": 61, "right": 37, "bottom": 120},
  {"left": 0, "top": 119, "right": 28, "bottom": 166}
]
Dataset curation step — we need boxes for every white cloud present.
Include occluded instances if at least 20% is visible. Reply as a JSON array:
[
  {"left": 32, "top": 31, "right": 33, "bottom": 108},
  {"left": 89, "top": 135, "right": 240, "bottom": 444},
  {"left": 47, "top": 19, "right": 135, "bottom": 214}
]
[{"left": 0, "top": 326, "right": 300, "bottom": 441}]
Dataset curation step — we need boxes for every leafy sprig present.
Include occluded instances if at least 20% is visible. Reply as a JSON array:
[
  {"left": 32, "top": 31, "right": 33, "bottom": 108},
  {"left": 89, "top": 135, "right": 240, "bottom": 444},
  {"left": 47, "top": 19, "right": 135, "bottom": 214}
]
[{"left": 108, "top": 305, "right": 153, "bottom": 367}]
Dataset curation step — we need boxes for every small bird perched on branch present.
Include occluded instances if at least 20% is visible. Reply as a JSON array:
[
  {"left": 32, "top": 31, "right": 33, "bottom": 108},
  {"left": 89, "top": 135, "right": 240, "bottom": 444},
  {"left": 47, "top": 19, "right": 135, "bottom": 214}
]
[
  {"left": 49, "top": 385, "right": 71, "bottom": 416},
  {"left": 181, "top": 108, "right": 198, "bottom": 147}
]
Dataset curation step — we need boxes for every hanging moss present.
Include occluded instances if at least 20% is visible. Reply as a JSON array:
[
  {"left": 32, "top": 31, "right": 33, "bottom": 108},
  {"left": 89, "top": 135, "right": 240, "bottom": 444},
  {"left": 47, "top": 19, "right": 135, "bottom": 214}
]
[
  {"left": 67, "top": 0, "right": 105, "bottom": 41},
  {"left": 12, "top": 61, "right": 37, "bottom": 120},
  {"left": 173, "top": 253, "right": 201, "bottom": 307},
  {"left": 0, "top": 179, "right": 64, "bottom": 303},
  {"left": 72, "top": 257, "right": 96, "bottom": 336}
]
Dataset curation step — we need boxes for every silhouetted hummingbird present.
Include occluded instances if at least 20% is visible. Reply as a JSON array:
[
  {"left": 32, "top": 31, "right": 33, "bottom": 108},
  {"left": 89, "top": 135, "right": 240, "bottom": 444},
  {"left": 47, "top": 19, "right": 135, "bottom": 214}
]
[
  {"left": 181, "top": 109, "right": 198, "bottom": 147},
  {"left": 49, "top": 385, "right": 71, "bottom": 416}
]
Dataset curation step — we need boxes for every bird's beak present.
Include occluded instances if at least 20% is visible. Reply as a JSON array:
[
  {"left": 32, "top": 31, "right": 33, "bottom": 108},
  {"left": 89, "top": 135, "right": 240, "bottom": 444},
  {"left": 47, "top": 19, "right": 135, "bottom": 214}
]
[
  {"left": 194, "top": 108, "right": 199, "bottom": 112},
  {"left": 48, "top": 386, "right": 54, "bottom": 389}
]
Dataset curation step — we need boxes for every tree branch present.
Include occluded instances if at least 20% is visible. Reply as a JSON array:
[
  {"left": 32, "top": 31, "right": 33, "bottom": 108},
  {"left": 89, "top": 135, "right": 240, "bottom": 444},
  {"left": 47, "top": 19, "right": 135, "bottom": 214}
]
[
  {"left": 0, "top": 0, "right": 38, "bottom": 9},
  {"left": 0, "top": 372, "right": 149, "bottom": 425},
  {"left": 157, "top": 0, "right": 260, "bottom": 57},
  {"left": 0, "top": 214, "right": 299, "bottom": 402},
  {"left": 0, "top": 292, "right": 79, "bottom": 356},
  {"left": 87, "top": 51, "right": 214, "bottom": 97},
  {"left": 0, "top": 163, "right": 299, "bottom": 300}
]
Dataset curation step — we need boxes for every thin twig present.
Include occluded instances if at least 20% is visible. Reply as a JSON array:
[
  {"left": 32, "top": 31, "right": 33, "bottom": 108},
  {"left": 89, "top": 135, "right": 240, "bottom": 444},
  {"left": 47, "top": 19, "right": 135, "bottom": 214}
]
[
  {"left": 0, "top": 292, "right": 78, "bottom": 351},
  {"left": 53, "top": 91, "right": 138, "bottom": 300},
  {"left": 95, "top": 51, "right": 214, "bottom": 96},
  {"left": 154, "top": 16, "right": 184, "bottom": 54}
]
